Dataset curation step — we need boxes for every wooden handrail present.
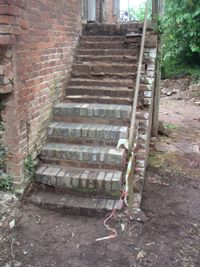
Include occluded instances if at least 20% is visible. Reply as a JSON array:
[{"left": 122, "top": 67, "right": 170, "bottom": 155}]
[
  {"left": 128, "top": 0, "right": 149, "bottom": 150},
  {"left": 127, "top": 0, "right": 149, "bottom": 211}
]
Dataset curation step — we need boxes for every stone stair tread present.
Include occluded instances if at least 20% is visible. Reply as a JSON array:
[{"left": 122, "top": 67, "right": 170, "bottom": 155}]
[
  {"left": 67, "top": 85, "right": 132, "bottom": 91},
  {"left": 48, "top": 122, "right": 128, "bottom": 141},
  {"left": 80, "top": 40, "right": 125, "bottom": 44},
  {"left": 42, "top": 143, "right": 124, "bottom": 156},
  {"left": 66, "top": 95, "right": 132, "bottom": 101},
  {"left": 73, "top": 62, "right": 137, "bottom": 67},
  {"left": 70, "top": 77, "right": 133, "bottom": 84},
  {"left": 35, "top": 164, "right": 122, "bottom": 194},
  {"left": 30, "top": 191, "right": 122, "bottom": 217},
  {"left": 54, "top": 102, "right": 131, "bottom": 108},
  {"left": 69, "top": 78, "right": 134, "bottom": 88},
  {"left": 41, "top": 143, "right": 125, "bottom": 167},
  {"left": 53, "top": 102, "right": 132, "bottom": 120},
  {"left": 79, "top": 41, "right": 128, "bottom": 49},
  {"left": 77, "top": 49, "right": 139, "bottom": 55},
  {"left": 126, "top": 33, "right": 142, "bottom": 37},
  {"left": 81, "top": 35, "right": 125, "bottom": 41},
  {"left": 71, "top": 73, "right": 138, "bottom": 78},
  {"left": 76, "top": 55, "right": 138, "bottom": 60}
]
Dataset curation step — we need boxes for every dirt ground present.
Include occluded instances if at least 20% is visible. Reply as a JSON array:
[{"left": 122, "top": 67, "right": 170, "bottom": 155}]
[{"left": 0, "top": 78, "right": 200, "bottom": 267}]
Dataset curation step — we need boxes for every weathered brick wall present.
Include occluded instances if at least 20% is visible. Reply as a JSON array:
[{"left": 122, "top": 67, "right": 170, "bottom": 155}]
[
  {"left": 0, "top": 0, "right": 82, "bottom": 185},
  {"left": 104, "top": 0, "right": 115, "bottom": 23},
  {"left": 96, "top": 0, "right": 118, "bottom": 23}
]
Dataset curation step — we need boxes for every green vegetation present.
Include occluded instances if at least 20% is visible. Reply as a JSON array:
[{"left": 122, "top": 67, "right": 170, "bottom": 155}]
[
  {"left": 0, "top": 174, "right": 13, "bottom": 191},
  {"left": 24, "top": 155, "right": 36, "bottom": 181},
  {"left": 162, "top": 0, "right": 200, "bottom": 79},
  {"left": 0, "top": 145, "right": 6, "bottom": 171},
  {"left": 148, "top": 152, "right": 165, "bottom": 169},
  {"left": 164, "top": 123, "right": 177, "bottom": 130},
  {"left": 128, "top": 1, "right": 152, "bottom": 22}
]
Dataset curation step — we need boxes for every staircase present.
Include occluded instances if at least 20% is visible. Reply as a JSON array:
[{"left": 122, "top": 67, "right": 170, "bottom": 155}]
[{"left": 31, "top": 23, "right": 157, "bottom": 216}]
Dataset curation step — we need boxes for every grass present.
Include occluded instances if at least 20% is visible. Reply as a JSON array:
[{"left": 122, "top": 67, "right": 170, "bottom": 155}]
[
  {"left": 164, "top": 123, "right": 178, "bottom": 130},
  {"left": 148, "top": 149, "right": 200, "bottom": 178}
]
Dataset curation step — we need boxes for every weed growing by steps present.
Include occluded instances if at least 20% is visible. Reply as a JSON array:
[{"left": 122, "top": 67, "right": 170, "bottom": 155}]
[
  {"left": 24, "top": 155, "right": 36, "bottom": 181},
  {"left": 0, "top": 173, "right": 13, "bottom": 191}
]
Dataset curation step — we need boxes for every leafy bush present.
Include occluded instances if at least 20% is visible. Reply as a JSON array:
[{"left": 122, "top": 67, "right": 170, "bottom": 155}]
[{"left": 162, "top": 0, "right": 200, "bottom": 77}]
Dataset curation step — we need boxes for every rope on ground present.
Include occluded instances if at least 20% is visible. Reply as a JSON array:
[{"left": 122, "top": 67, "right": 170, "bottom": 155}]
[{"left": 95, "top": 139, "right": 134, "bottom": 242}]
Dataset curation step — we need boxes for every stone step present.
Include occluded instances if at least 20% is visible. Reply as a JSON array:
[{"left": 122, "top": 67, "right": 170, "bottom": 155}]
[
  {"left": 47, "top": 122, "right": 128, "bottom": 145},
  {"left": 35, "top": 165, "right": 122, "bottom": 197},
  {"left": 76, "top": 54, "right": 138, "bottom": 63},
  {"left": 53, "top": 102, "right": 131, "bottom": 123},
  {"left": 66, "top": 85, "right": 134, "bottom": 98},
  {"left": 77, "top": 48, "right": 139, "bottom": 56},
  {"left": 72, "top": 62, "right": 140, "bottom": 74},
  {"left": 69, "top": 78, "right": 134, "bottom": 88},
  {"left": 67, "top": 83, "right": 150, "bottom": 95},
  {"left": 71, "top": 72, "right": 139, "bottom": 80},
  {"left": 65, "top": 95, "right": 132, "bottom": 105},
  {"left": 83, "top": 23, "right": 140, "bottom": 36},
  {"left": 30, "top": 191, "right": 122, "bottom": 217},
  {"left": 79, "top": 41, "right": 139, "bottom": 50},
  {"left": 40, "top": 143, "right": 125, "bottom": 170},
  {"left": 80, "top": 35, "right": 125, "bottom": 42}
]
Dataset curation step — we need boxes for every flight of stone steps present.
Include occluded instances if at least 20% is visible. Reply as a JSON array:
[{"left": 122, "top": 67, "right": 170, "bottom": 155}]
[{"left": 31, "top": 23, "right": 157, "bottom": 216}]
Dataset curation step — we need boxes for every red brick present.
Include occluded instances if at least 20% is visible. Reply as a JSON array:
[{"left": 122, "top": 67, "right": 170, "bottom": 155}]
[
  {"left": 0, "top": 0, "right": 120, "bottom": 185},
  {"left": 0, "top": 15, "right": 16, "bottom": 24},
  {"left": 0, "top": 34, "right": 16, "bottom": 44},
  {"left": 0, "top": 5, "right": 23, "bottom": 16}
]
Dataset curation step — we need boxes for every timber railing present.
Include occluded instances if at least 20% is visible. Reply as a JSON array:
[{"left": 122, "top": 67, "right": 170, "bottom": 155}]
[{"left": 127, "top": 0, "right": 149, "bottom": 211}]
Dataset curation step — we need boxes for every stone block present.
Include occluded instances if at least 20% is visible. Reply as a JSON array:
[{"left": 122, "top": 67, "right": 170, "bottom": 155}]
[
  {"left": 104, "top": 172, "right": 113, "bottom": 190},
  {"left": 97, "top": 171, "right": 105, "bottom": 189},
  {"left": 112, "top": 172, "right": 121, "bottom": 191},
  {"left": 57, "top": 171, "right": 66, "bottom": 187}
]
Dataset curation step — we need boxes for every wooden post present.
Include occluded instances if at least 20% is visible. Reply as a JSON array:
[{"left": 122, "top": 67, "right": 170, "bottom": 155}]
[
  {"left": 152, "top": 0, "right": 157, "bottom": 18},
  {"left": 151, "top": 0, "right": 164, "bottom": 137},
  {"left": 112, "top": 0, "right": 120, "bottom": 21},
  {"left": 152, "top": 57, "right": 161, "bottom": 137},
  {"left": 158, "top": 0, "right": 164, "bottom": 16},
  {"left": 82, "top": 0, "right": 88, "bottom": 21},
  {"left": 152, "top": 0, "right": 164, "bottom": 18}
]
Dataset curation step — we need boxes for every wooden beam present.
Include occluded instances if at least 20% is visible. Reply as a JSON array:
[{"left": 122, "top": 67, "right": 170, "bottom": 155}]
[
  {"left": 157, "top": 0, "right": 164, "bottom": 16},
  {"left": 152, "top": 0, "right": 157, "bottom": 18},
  {"left": 151, "top": 0, "right": 164, "bottom": 137},
  {"left": 152, "top": 56, "right": 161, "bottom": 137},
  {"left": 152, "top": 0, "right": 164, "bottom": 18}
]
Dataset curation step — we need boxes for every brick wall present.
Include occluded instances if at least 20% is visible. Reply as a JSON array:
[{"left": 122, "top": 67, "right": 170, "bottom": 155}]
[
  {"left": 0, "top": 0, "right": 82, "bottom": 185},
  {"left": 104, "top": 0, "right": 115, "bottom": 23},
  {"left": 96, "top": 0, "right": 118, "bottom": 23}
]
